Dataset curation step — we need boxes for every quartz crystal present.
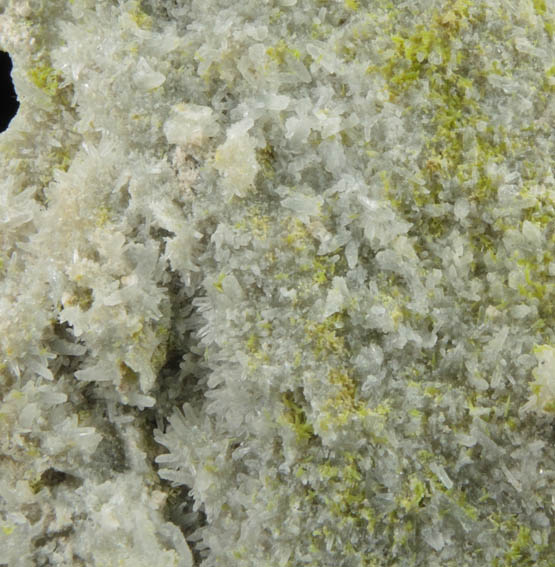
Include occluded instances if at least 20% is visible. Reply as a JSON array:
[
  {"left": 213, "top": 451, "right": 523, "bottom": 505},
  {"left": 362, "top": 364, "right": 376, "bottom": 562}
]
[{"left": 0, "top": 1, "right": 554, "bottom": 565}]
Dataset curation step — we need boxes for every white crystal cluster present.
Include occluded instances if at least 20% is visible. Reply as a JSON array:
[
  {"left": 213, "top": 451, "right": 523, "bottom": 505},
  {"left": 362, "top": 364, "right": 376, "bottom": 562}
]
[{"left": 0, "top": 0, "right": 554, "bottom": 566}]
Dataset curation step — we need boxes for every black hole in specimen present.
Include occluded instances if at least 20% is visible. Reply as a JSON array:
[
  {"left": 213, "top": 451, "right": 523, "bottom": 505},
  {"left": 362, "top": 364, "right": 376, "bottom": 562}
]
[{"left": 0, "top": 51, "right": 19, "bottom": 132}]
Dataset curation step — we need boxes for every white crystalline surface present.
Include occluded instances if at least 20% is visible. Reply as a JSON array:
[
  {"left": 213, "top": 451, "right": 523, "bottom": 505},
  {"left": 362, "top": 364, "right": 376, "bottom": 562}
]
[{"left": 0, "top": 0, "right": 554, "bottom": 566}]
